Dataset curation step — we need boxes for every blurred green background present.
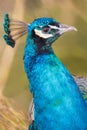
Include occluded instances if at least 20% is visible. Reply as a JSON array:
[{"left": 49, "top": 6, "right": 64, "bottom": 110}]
[{"left": 0, "top": 0, "right": 87, "bottom": 118}]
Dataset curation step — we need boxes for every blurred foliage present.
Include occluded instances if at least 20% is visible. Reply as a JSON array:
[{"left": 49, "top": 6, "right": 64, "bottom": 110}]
[
  {"left": 0, "top": 96, "right": 28, "bottom": 130},
  {"left": 0, "top": 0, "right": 87, "bottom": 129}
]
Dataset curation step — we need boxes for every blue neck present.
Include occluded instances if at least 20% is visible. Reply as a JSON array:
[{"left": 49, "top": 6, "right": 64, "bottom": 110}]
[
  {"left": 24, "top": 36, "right": 87, "bottom": 130},
  {"left": 24, "top": 34, "right": 54, "bottom": 57},
  {"left": 24, "top": 38, "right": 37, "bottom": 59},
  {"left": 23, "top": 35, "right": 53, "bottom": 85}
]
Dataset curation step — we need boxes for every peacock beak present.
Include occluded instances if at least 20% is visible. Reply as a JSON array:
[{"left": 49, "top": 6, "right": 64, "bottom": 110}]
[{"left": 57, "top": 23, "right": 77, "bottom": 35}]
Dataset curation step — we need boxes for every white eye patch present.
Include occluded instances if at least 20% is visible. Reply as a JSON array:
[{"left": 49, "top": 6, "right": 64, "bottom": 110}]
[
  {"left": 49, "top": 25, "right": 59, "bottom": 30},
  {"left": 34, "top": 29, "right": 53, "bottom": 39}
]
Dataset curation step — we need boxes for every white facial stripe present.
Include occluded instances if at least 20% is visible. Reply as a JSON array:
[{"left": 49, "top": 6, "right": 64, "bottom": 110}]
[
  {"left": 49, "top": 25, "right": 59, "bottom": 29},
  {"left": 34, "top": 29, "right": 53, "bottom": 39},
  {"left": 49, "top": 25, "right": 70, "bottom": 35}
]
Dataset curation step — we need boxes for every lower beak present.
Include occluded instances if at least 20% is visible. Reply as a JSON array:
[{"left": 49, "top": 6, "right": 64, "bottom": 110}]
[{"left": 57, "top": 23, "right": 77, "bottom": 35}]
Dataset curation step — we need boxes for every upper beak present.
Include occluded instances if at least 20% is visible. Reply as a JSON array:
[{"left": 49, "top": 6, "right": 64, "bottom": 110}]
[{"left": 57, "top": 23, "right": 77, "bottom": 35}]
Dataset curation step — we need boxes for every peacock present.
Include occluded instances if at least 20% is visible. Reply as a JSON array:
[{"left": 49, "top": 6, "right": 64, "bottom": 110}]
[{"left": 3, "top": 14, "right": 87, "bottom": 130}]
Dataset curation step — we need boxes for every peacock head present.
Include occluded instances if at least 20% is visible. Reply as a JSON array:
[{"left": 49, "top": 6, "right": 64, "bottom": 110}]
[
  {"left": 3, "top": 14, "right": 77, "bottom": 48},
  {"left": 28, "top": 17, "right": 77, "bottom": 46}
]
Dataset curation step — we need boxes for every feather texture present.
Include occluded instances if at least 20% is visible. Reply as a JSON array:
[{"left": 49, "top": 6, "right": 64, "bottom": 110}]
[{"left": 28, "top": 76, "right": 87, "bottom": 123}]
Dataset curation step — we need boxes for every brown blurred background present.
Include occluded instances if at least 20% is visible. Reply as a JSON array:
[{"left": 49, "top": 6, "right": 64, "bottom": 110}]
[{"left": 0, "top": 0, "right": 87, "bottom": 129}]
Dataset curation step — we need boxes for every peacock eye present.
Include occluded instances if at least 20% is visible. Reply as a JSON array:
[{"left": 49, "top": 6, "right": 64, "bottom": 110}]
[{"left": 42, "top": 26, "right": 50, "bottom": 33}]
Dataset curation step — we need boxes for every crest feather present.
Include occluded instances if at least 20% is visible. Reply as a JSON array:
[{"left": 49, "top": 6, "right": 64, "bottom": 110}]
[{"left": 3, "top": 13, "right": 28, "bottom": 47}]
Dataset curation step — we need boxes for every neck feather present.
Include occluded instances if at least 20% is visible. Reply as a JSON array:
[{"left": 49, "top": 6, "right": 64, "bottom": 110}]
[{"left": 24, "top": 37, "right": 53, "bottom": 59}]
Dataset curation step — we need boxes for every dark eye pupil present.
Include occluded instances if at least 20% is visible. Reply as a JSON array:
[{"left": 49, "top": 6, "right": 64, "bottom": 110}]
[{"left": 42, "top": 26, "right": 50, "bottom": 33}]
